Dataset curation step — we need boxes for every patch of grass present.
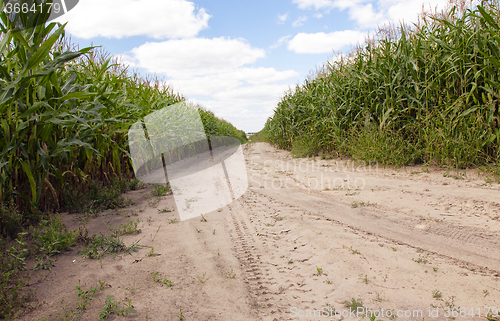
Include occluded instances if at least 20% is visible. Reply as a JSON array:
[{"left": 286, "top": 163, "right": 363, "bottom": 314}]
[
  {"left": 99, "top": 295, "right": 137, "bottom": 320},
  {"left": 151, "top": 183, "right": 172, "bottom": 197},
  {"left": 151, "top": 272, "right": 172, "bottom": 287},
  {"left": 291, "top": 135, "right": 319, "bottom": 158},
  {"left": 31, "top": 217, "right": 76, "bottom": 256},
  {"left": 413, "top": 255, "right": 429, "bottom": 264},
  {"left": 78, "top": 231, "right": 145, "bottom": 259},
  {"left": 0, "top": 232, "right": 32, "bottom": 319},
  {"left": 343, "top": 298, "right": 364, "bottom": 310},
  {"left": 118, "top": 219, "right": 142, "bottom": 235},
  {"left": 221, "top": 268, "right": 236, "bottom": 279}
]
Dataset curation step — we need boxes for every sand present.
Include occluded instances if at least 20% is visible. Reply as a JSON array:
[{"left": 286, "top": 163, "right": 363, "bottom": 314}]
[{"left": 17, "top": 142, "right": 500, "bottom": 321}]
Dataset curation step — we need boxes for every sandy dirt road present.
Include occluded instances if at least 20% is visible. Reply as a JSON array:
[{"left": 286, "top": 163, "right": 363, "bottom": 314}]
[{"left": 20, "top": 142, "right": 500, "bottom": 321}]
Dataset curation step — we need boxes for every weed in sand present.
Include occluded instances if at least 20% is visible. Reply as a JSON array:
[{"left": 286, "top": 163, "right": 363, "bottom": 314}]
[
  {"left": 33, "top": 255, "right": 56, "bottom": 271},
  {"left": 359, "top": 274, "right": 375, "bottom": 284},
  {"left": 151, "top": 272, "right": 173, "bottom": 287},
  {"left": 99, "top": 295, "right": 137, "bottom": 320},
  {"left": 151, "top": 183, "right": 172, "bottom": 197},
  {"left": 79, "top": 231, "right": 145, "bottom": 259},
  {"left": 344, "top": 245, "right": 361, "bottom": 255},
  {"left": 432, "top": 289, "right": 443, "bottom": 299},
  {"left": 197, "top": 272, "right": 210, "bottom": 284},
  {"left": 316, "top": 266, "right": 323, "bottom": 276},
  {"left": 221, "top": 268, "right": 236, "bottom": 279},
  {"left": 413, "top": 255, "right": 429, "bottom": 264},
  {"left": 151, "top": 225, "right": 162, "bottom": 242},
  {"left": 343, "top": 298, "right": 363, "bottom": 310},
  {"left": 31, "top": 218, "right": 76, "bottom": 256},
  {"left": 372, "top": 291, "right": 385, "bottom": 303},
  {"left": 176, "top": 309, "right": 184, "bottom": 320},
  {"left": 157, "top": 208, "right": 172, "bottom": 213},
  {"left": 200, "top": 214, "right": 207, "bottom": 222},
  {"left": 118, "top": 219, "right": 142, "bottom": 235}
]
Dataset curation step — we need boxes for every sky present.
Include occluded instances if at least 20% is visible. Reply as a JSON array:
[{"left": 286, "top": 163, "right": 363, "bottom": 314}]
[{"left": 53, "top": 0, "right": 453, "bottom": 132}]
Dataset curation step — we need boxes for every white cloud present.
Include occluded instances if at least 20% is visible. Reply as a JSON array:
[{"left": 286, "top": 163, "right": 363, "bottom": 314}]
[
  {"left": 293, "top": 0, "right": 336, "bottom": 10},
  {"left": 277, "top": 13, "right": 289, "bottom": 24},
  {"left": 127, "top": 37, "right": 266, "bottom": 78},
  {"left": 53, "top": 0, "right": 210, "bottom": 39},
  {"left": 287, "top": 30, "right": 367, "bottom": 54},
  {"left": 313, "top": 12, "right": 324, "bottom": 18},
  {"left": 293, "top": 0, "right": 453, "bottom": 30},
  {"left": 270, "top": 35, "right": 292, "bottom": 49},
  {"left": 292, "top": 16, "right": 308, "bottom": 27},
  {"left": 122, "top": 37, "right": 299, "bottom": 132}
]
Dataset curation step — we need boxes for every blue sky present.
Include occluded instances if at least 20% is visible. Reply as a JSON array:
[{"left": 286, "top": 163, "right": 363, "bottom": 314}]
[{"left": 54, "top": 0, "right": 452, "bottom": 132}]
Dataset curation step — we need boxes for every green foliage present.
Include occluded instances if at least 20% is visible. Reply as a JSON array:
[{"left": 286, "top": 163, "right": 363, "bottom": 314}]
[
  {"left": 31, "top": 217, "right": 75, "bottom": 255},
  {"left": 151, "top": 183, "right": 171, "bottom": 197},
  {"left": 199, "top": 108, "right": 248, "bottom": 144},
  {"left": 0, "top": 201, "right": 24, "bottom": 240},
  {"left": 343, "top": 298, "right": 364, "bottom": 310},
  {"left": 291, "top": 135, "right": 319, "bottom": 158},
  {"left": 0, "top": 3, "right": 246, "bottom": 216},
  {"left": 118, "top": 219, "right": 141, "bottom": 235},
  {"left": 78, "top": 230, "right": 144, "bottom": 259},
  {"left": 266, "top": 1, "right": 500, "bottom": 168},
  {"left": 0, "top": 233, "right": 31, "bottom": 319},
  {"left": 99, "top": 295, "right": 137, "bottom": 320},
  {"left": 249, "top": 130, "right": 268, "bottom": 142}
]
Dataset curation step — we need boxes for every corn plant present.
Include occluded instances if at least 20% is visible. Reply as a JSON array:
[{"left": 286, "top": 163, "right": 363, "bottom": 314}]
[
  {"left": 0, "top": 0, "right": 247, "bottom": 217},
  {"left": 265, "top": 0, "right": 500, "bottom": 168}
]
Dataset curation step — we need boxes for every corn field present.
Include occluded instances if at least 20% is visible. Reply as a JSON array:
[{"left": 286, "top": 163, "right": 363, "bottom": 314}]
[
  {"left": 265, "top": 0, "right": 500, "bottom": 167},
  {"left": 0, "top": 0, "right": 246, "bottom": 214}
]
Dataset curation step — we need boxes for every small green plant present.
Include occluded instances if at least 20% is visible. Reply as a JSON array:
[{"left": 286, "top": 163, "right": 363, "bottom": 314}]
[
  {"left": 151, "top": 183, "right": 172, "bottom": 196},
  {"left": 200, "top": 214, "right": 207, "bottom": 222},
  {"left": 413, "top": 255, "right": 429, "bottom": 264},
  {"left": 343, "top": 298, "right": 363, "bottom": 310},
  {"left": 129, "top": 178, "right": 146, "bottom": 190},
  {"left": 79, "top": 231, "right": 145, "bottom": 259},
  {"left": 176, "top": 309, "right": 184, "bottom": 320},
  {"left": 432, "top": 289, "right": 442, "bottom": 299},
  {"left": 359, "top": 274, "right": 373, "bottom": 284},
  {"left": 31, "top": 218, "right": 76, "bottom": 256},
  {"left": 75, "top": 283, "right": 98, "bottom": 312},
  {"left": 221, "top": 268, "right": 236, "bottom": 279},
  {"left": 118, "top": 219, "right": 142, "bottom": 235},
  {"left": 0, "top": 232, "right": 31, "bottom": 319},
  {"left": 99, "top": 295, "right": 137, "bottom": 320},
  {"left": 344, "top": 245, "right": 361, "bottom": 255},
  {"left": 316, "top": 266, "right": 323, "bottom": 276},
  {"left": 151, "top": 272, "right": 172, "bottom": 287},
  {"left": 157, "top": 208, "right": 172, "bottom": 213},
  {"left": 33, "top": 255, "right": 56, "bottom": 271},
  {"left": 197, "top": 272, "right": 210, "bottom": 284},
  {"left": 169, "top": 218, "right": 178, "bottom": 224}
]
